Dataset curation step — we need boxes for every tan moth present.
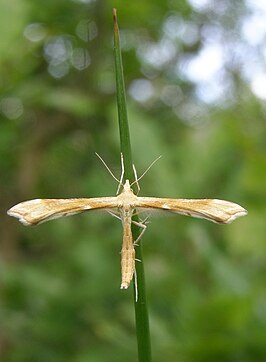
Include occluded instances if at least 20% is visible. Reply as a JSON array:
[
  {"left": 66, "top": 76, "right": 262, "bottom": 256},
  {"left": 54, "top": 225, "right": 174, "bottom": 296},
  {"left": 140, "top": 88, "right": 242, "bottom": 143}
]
[{"left": 7, "top": 154, "right": 247, "bottom": 289}]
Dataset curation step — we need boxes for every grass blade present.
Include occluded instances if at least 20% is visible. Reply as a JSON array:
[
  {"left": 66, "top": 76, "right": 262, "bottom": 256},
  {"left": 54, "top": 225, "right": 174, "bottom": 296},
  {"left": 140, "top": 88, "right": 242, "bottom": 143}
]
[{"left": 113, "top": 9, "right": 152, "bottom": 362}]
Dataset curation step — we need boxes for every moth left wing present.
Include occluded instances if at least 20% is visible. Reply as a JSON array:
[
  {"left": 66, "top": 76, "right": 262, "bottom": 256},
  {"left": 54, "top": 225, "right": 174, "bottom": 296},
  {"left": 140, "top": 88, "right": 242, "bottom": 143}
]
[
  {"left": 134, "top": 197, "right": 247, "bottom": 224},
  {"left": 7, "top": 197, "right": 118, "bottom": 226}
]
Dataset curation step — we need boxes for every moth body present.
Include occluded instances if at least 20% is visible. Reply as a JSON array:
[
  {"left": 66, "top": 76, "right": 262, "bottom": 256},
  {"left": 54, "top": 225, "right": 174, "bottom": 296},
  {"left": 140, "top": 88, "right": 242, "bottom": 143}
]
[
  {"left": 118, "top": 180, "right": 138, "bottom": 289},
  {"left": 120, "top": 208, "right": 135, "bottom": 289}
]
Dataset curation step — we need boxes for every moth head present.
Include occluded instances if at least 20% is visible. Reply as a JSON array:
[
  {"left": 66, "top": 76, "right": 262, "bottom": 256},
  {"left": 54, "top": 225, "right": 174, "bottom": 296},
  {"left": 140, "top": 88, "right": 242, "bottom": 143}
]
[{"left": 123, "top": 179, "right": 132, "bottom": 192}]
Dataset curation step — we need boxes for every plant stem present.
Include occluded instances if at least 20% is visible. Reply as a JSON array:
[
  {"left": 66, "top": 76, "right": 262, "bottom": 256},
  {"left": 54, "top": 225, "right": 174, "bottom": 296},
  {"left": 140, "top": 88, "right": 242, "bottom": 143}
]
[{"left": 113, "top": 9, "right": 152, "bottom": 362}]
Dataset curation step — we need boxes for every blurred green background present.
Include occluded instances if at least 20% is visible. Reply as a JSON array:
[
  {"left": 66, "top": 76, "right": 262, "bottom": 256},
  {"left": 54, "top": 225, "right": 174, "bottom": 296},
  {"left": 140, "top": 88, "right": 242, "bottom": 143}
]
[{"left": 1, "top": 0, "right": 265, "bottom": 361}]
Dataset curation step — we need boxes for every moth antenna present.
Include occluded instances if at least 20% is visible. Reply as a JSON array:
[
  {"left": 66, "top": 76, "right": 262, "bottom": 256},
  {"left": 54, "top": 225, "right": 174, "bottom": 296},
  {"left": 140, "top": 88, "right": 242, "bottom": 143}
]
[
  {"left": 131, "top": 155, "right": 162, "bottom": 187},
  {"left": 95, "top": 153, "right": 121, "bottom": 184}
]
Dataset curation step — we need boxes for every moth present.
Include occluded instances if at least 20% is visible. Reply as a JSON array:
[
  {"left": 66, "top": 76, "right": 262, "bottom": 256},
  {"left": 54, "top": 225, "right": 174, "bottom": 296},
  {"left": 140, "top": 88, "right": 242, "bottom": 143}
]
[{"left": 7, "top": 155, "right": 247, "bottom": 289}]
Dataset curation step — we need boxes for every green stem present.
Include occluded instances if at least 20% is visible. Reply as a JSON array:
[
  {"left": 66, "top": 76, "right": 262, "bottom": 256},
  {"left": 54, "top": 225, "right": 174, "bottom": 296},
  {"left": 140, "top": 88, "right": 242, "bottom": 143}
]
[{"left": 113, "top": 9, "right": 152, "bottom": 362}]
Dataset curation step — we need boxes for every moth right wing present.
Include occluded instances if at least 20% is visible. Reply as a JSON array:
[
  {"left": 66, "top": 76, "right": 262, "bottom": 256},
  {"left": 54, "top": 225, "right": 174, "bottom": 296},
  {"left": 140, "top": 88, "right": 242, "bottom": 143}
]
[
  {"left": 135, "top": 197, "right": 247, "bottom": 224},
  {"left": 7, "top": 197, "right": 119, "bottom": 226}
]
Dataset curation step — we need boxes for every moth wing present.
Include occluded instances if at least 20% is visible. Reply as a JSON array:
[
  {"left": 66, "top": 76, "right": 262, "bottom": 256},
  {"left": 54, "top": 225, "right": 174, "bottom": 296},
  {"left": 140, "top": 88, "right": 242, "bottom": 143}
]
[
  {"left": 135, "top": 197, "right": 247, "bottom": 224},
  {"left": 7, "top": 197, "right": 119, "bottom": 226}
]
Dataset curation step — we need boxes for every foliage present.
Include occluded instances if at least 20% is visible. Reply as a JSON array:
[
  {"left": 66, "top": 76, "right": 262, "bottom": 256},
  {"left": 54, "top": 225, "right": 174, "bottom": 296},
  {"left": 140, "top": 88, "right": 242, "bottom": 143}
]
[{"left": 0, "top": 0, "right": 265, "bottom": 361}]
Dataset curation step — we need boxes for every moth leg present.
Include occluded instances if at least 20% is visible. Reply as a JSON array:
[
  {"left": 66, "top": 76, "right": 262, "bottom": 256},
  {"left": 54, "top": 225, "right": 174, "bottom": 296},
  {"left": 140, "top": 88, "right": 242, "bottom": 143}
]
[
  {"left": 133, "top": 164, "right": 140, "bottom": 194},
  {"left": 116, "top": 153, "right": 125, "bottom": 194},
  {"left": 134, "top": 270, "right": 138, "bottom": 302},
  {"left": 132, "top": 219, "right": 147, "bottom": 246},
  {"left": 134, "top": 227, "right": 146, "bottom": 246},
  {"left": 107, "top": 210, "right": 121, "bottom": 221},
  {"left": 132, "top": 218, "right": 147, "bottom": 302},
  {"left": 132, "top": 212, "right": 150, "bottom": 225},
  {"left": 138, "top": 214, "right": 150, "bottom": 224}
]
